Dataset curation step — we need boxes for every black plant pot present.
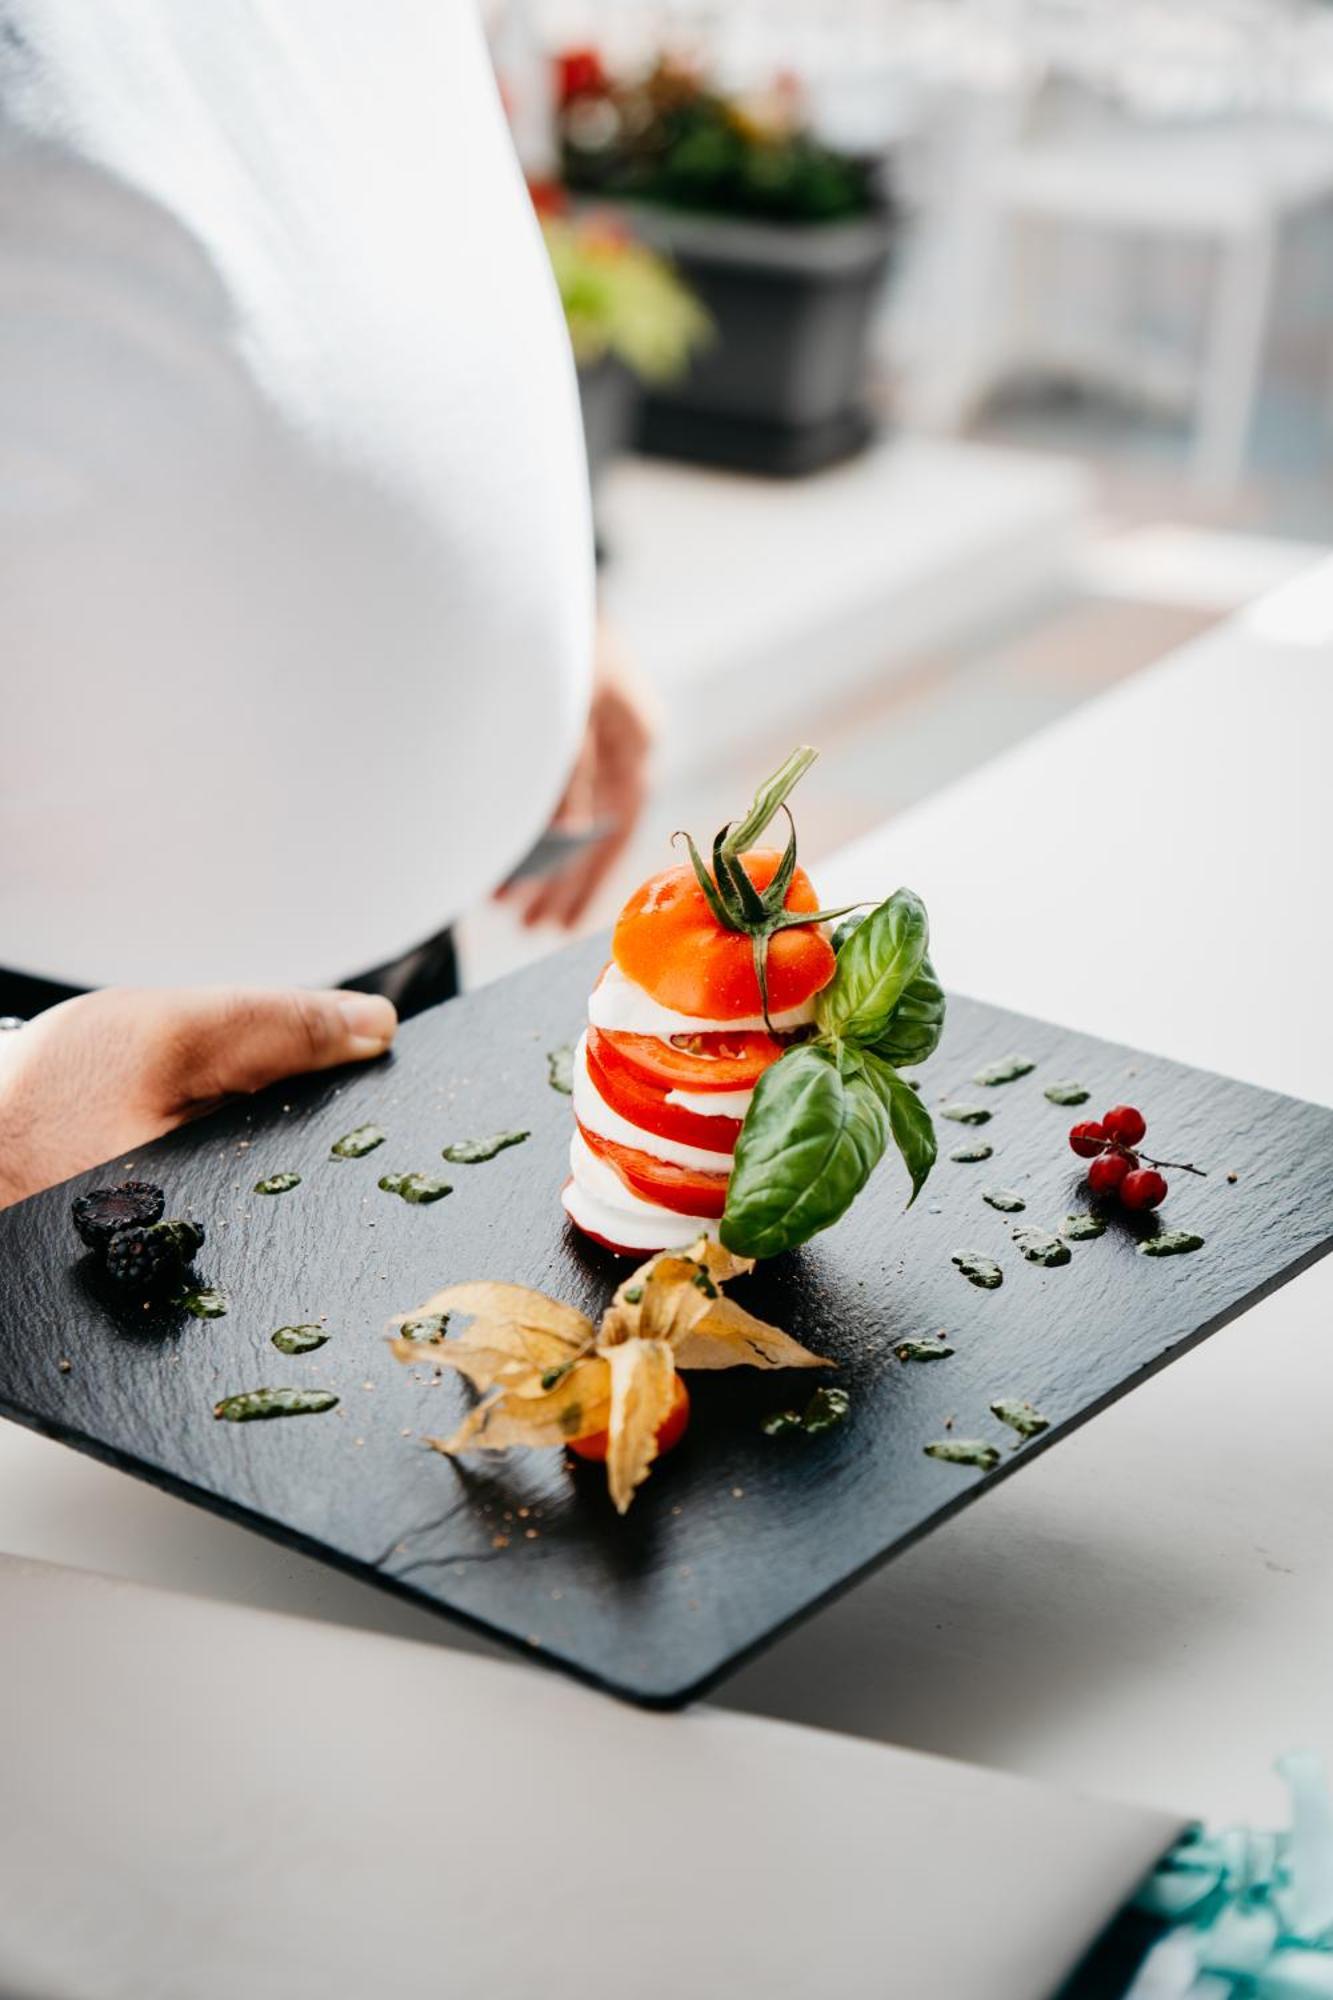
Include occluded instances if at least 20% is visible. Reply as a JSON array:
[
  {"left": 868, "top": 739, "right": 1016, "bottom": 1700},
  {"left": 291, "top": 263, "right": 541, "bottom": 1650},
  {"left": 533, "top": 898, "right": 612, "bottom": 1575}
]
[
  {"left": 608, "top": 204, "right": 896, "bottom": 476},
  {"left": 576, "top": 354, "right": 641, "bottom": 565},
  {"left": 577, "top": 354, "right": 641, "bottom": 493}
]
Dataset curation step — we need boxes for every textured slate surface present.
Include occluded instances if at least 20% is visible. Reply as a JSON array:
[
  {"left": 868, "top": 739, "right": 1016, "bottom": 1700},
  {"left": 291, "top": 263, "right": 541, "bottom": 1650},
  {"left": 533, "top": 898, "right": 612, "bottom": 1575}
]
[{"left": 1, "top": 937, "right": 1330, "bottom": 1707}]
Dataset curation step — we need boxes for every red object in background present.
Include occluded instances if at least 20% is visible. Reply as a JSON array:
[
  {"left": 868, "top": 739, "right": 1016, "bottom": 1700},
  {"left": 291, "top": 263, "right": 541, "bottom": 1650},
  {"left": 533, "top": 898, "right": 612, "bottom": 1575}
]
[
  {"left": 555, "top": 46, "right": 607, "bottom": 106},
  {"left": 576, "top": 211, "right": 634, "bottom": 255},
  {"left": 527, "top": 177, "right": 568, "bottom": 218}
]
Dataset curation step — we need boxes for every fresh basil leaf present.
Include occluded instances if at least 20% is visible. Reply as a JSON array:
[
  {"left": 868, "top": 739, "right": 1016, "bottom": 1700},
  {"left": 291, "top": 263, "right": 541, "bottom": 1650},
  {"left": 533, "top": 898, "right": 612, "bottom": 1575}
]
[
  {"left": 720, "top": 1042, "right": 888, "bottom": 1259},
  {"left": 860, "top": 1051, "right": 937, "bottom": 1205},
  {"left": 831, "top": 911, "right": 944, "bottom": 1066},
  {"left": 831, "top": 911, "right": 867, "bottom": 955},
  {"left": 868, "top": 954, "right": 945, "bottom": 1069},
  {"left": 815, "top": 889, "right": 928, "bottom": 1046}
]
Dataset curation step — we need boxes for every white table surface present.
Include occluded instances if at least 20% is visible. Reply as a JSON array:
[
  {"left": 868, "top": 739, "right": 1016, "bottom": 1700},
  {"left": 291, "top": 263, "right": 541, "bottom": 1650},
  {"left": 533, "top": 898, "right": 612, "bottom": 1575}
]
[
  {"left": 0, "top": 1554, "right": 1179, "bottom": 2000},
  {"left": 724, "top": 558, "right": 1333, "bottom": 1828},
  {"left": 1, "top": 559, "right": 1330, "bottom": 1836}
]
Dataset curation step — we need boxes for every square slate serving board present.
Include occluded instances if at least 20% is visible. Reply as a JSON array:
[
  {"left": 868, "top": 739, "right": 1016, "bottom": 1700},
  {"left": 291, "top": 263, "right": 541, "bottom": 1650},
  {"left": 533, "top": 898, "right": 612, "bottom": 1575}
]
[{"left": 2, "top": 937, "right": 1331, "bottom": 1707}]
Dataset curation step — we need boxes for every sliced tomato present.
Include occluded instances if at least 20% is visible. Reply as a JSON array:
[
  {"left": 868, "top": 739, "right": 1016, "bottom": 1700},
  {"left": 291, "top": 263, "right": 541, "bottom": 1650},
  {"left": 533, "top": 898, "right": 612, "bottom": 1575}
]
[
  {"left": 586, "top": 1027, "right": 743, "bottom": 1152},
  {"left": 568, "top": 1374, "right": 691, "bottom": 1462},
  {"left": 612, "top": 848, "right": 835, "bottom": 1021},
  {"left": 577, "top": 1121, "right": 729, "bottom": 1219},
  {"left": 599, "top": 1025, "right": 784, "bottom": 1092}
]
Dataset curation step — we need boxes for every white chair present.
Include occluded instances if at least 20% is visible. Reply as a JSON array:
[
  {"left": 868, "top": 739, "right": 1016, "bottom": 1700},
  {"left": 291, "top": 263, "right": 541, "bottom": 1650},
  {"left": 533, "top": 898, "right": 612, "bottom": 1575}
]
[
  {"left": 993, "top": 110, "right": 1333, "bottom": 490},
  {"left": 893, "top": 1, "right": 1333, "bottom": 493}
]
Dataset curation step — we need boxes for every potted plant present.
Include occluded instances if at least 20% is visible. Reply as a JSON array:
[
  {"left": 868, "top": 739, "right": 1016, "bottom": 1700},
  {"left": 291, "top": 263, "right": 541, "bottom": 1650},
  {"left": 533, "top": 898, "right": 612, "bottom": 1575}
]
[
  {"left": 534, "top": 189, "right": 710, "bottom": 497},
  {"left": 556, "top": 55, "right": 896, "bottom": 476}
]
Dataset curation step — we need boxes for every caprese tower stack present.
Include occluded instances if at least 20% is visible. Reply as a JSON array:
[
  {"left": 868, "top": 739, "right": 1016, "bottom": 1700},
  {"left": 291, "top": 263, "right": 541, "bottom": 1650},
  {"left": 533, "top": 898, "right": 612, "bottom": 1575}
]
[{"left": 562, "top": 751, "right": 844, "bottom": 1256}]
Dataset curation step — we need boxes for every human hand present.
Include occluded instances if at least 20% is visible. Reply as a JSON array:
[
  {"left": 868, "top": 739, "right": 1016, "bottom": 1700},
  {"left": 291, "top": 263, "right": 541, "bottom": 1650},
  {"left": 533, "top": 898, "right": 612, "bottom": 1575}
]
[
  {"left": 0, "top": 985, "right": 397, "bottom": 1208},
  {"left": 501, "top": 617, "right": 655, "bottom": 929}
]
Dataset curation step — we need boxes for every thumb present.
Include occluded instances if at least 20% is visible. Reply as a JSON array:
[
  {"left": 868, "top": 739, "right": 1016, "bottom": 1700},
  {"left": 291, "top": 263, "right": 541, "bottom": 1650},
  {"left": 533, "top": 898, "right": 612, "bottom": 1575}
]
[{"left": 144, "top": 987, "right": 398, "bottom": 1109}]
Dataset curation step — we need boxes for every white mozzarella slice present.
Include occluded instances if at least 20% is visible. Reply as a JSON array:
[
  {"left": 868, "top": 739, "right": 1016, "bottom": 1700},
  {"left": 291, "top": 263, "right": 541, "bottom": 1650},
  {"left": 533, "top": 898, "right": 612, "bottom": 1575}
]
[
  {"left": 587, "top": 959, "right": 817, "bottom": 1038},
  {"left": 567, "top": 1130, "right": 709, "bottom": 1226},
  {"left": 561, "top": 1179, "right": 712, "bottom": 1254},
  {"left": 664, "top": 1082, "right": 755, "bottom": 1119},
  {"left": 572, "top": 1035, "right": 735, "bottom": 1174}
]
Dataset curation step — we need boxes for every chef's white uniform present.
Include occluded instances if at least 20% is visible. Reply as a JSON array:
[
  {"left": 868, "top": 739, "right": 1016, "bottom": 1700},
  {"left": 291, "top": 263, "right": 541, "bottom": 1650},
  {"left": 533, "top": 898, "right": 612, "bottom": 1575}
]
[{"left": 0, "top": 0, "right": 593, "bottom": 988}]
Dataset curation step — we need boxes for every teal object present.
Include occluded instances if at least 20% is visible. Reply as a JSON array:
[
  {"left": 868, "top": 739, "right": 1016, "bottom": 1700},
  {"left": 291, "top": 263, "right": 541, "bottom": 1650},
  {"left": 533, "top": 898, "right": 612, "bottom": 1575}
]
[{"left": 1126, "top": 1755, "right": 1333, "bottom": 1997}]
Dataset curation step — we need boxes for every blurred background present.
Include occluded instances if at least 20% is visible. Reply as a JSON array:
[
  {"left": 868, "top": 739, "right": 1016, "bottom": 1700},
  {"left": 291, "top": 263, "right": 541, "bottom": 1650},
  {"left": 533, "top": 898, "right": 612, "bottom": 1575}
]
[{"left": 466, "top": 0, "right": 1333, "bottom": 983}]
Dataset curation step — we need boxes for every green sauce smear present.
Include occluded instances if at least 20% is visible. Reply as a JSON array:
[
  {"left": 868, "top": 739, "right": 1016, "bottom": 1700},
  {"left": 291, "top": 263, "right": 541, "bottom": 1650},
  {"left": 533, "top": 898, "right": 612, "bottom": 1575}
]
[
  {"left": 378, "top": 1171, "right": 452, "bottom": 1205},
  {"left": 991, "top": 1397, "right": 1049, "bottom": 1439},
  {"left": 1139, "top": 1231, "right": 1205, "bottom": 1258},
  {"left": 1044, "top": 1082, "right": 1090, "bottom": 1106},
  {"left": 953, "top": 1252, "right": 1003, "bottom": 1289},
  {"left": 1012, "top": 1227, "right": 1071, "bottom": 1267},
  {"left": 442, "top": 1129, "right": 530, "bottom": 1164},
  {"left": 804, "top": 1386, "right": 850, "bottom": 1435},
  {"left": 973, "top": 1055, "right": 1035, "bottom": 1086},
  {"left": 180, "top": 1288, "right": 228, "bottom": 1319},
  {"left": 982, "top": 1188, "right": 1026, "bottom": 1213},
  {"left": 399, "top": 1311, "right": 449, "bottom": 1342},
  {"left": 760, "top": 1408, "right": 804, "bottom": 1438},
  {"left": 940, "top": 1104, "right": 992, "bottom": 1126},
  {"left": 1061, "top": 1212, "right": 1106, "bottom": 1241},
  {"left": 214, "top": 1388, "right": 339, "bottom": 1422},
  {"left": 254, "top": 1172, "right": 301, "bottom": 1196},
  {"left": 925, "top": 1438, "right": 1000, "bottom": 1471},
  {"left": 547, "top": 1045, "right": 575, "bottom": 1095},
  {"left": 762, "top": 1385, "right": 850, "bottom": 1438},
  {"left": 271, "top": 1324, "right": 328, "bottom": 1355},
  {"left": 895, "top": 1337, "right": 954, "bottom": 1363},
  {"left": 331, "top": 1125, "right": 386, "bottom": 1159},
  {"left": 949, "top": 1143, "right": 993, "bottom": 1164}
]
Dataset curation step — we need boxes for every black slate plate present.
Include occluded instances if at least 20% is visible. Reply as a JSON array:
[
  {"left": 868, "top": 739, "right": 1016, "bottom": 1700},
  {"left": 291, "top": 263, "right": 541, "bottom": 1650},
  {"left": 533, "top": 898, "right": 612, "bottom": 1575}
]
[{"left": 2, "top": 938, "right": 1331, "bottom": 1707}]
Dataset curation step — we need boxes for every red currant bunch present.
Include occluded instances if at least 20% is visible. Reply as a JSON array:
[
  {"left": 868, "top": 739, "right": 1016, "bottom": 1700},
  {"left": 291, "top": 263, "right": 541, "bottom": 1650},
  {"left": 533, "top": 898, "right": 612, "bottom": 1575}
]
[{"left": 1067, "top": 1104, "right": 1195, "bottom": 1212}]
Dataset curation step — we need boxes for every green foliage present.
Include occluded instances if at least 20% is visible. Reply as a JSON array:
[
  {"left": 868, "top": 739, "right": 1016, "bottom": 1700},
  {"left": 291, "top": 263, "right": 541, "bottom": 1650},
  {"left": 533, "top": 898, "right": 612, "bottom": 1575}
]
[
  {"left": 542, "top": 216, "right": 710, "bottom": 383},
  {"left": 721, "top": 1042, "right": 890, "bottom": 1260},
  {"left": 722, "top": 871, "right": 944, "bottom": 1257},
  {"left": 560, "top": 61, "right": 878, "bottom": 225},
  {"left": 815, "top": 890, "right": 928, "bottom": 1045},
  {"left": 859, "top": 1051, "right": 937, "bottom": 1206}
]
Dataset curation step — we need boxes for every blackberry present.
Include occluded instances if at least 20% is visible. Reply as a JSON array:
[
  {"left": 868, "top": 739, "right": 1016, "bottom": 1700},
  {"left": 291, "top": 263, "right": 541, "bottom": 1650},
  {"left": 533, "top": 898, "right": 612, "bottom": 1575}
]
[
  {"left": 104, "top": 1218, "right": 204, "bottom": 1292},
  {"left": 72, "top": 1181, "right": 165, "bottom": 1251}
]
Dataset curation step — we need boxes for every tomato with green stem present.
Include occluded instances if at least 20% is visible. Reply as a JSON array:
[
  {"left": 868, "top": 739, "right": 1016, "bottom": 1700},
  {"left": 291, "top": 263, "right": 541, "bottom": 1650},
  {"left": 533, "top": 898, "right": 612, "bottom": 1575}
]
[{"left": 612, "top": 848, "right": 835, "bottom": 1023}]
